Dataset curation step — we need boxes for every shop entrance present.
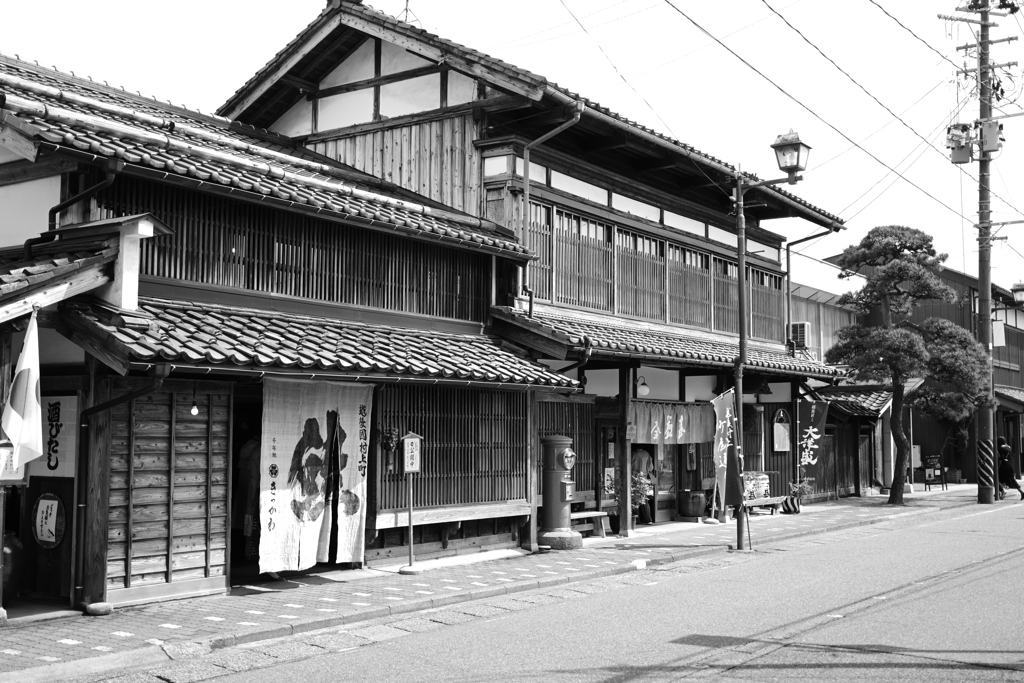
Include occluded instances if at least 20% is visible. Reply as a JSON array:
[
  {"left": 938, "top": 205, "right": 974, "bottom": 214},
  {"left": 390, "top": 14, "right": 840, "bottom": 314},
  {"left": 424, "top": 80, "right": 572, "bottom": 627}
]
[
  {"left": 230, "top": 388, "right": 264, "bottom": 585},
  {"left": 630, "top": 443, "right": 678, "bottom": 523},
  {"left": 2, "top": 392, "right": 80, "bottom": 621}
]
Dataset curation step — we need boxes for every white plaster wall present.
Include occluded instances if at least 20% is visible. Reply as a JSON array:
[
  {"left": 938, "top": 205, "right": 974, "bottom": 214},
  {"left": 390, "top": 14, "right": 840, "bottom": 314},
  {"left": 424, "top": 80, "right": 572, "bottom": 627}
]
[
  {"left": 685, "top": 375, "right": 716, "bottom": 402},
  {"left": 0, "top": 175, "right": 61, "bottom": 246},
  {"left": 268, "top": 98, "right": 312, "bottom": 137}
]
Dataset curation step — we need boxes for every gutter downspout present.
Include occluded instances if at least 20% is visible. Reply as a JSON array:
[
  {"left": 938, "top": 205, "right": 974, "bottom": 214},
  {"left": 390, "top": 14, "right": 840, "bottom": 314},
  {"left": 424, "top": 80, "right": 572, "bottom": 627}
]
[
  {"left": 24, "top": 159, "right": 125, "bottom": 260},
  {"left": 521, "top": 101, "right": 585, "bottom": 315},
  {"left": 74, "top": 372, "right": 165, "bottom": 611},
  {"left": 785, "top": 230, "right": 834, "bottom": 355},
  {"left": 560, "top": 335, "right": 593, "bottom": 375}
]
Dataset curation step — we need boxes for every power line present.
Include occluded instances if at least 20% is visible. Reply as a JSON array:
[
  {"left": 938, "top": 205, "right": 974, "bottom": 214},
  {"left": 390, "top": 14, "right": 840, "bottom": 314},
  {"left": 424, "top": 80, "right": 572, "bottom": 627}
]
[
  {"left": 793, "top": 94, "right": 973, "bottom": 256},
  {"left": 761, "top": 0, "right": 1024, "bottom": 219},
  {"left": 496, "top": 1, "right": 664, "bottom": 52},
  {"left": 557, "top": 0, "right": 734, "bottom": 199},
  {"left": 632, "top": 0, "right": 806, "bottom": 79},
  {"left": 867, "top": 0, "right": 962, "bottom": 73},
  {"left": 839, "top": 100, "right": 958, "bottom": 219},
  {"left": 662, "top": 0, "right": 972, "bottom": 223},
  {"left": 489, "top": 0, "right": 638, "bottom": 50},
  {"left": 811, "top": 79, "right": 946, "bottom": 171}
]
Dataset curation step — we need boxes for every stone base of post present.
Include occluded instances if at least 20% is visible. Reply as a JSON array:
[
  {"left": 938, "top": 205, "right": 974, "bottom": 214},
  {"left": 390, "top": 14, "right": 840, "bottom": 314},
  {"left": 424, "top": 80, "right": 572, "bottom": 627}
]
[{"left": 538, "top": 528, "right": 582, "bottom": 550}]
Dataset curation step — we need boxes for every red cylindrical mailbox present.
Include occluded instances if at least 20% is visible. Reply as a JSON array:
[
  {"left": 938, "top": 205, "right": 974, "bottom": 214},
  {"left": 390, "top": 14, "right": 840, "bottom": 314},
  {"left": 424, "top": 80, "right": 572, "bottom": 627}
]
[{"left": 539, "top": 435, "right": 582, "bottom": 550}]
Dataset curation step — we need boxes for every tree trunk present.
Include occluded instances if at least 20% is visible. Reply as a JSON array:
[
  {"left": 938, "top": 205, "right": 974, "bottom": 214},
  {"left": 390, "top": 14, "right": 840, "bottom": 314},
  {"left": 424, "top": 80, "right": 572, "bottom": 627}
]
[{"left": 887, "top": 383, "right": 910, "bottom": 504}]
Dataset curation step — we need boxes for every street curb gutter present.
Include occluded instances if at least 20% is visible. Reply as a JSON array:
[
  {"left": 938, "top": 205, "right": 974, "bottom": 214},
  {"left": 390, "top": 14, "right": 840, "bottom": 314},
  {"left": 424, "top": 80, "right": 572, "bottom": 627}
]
[{"left": 7, "top": 498, "right": 976, "bottom": 683}]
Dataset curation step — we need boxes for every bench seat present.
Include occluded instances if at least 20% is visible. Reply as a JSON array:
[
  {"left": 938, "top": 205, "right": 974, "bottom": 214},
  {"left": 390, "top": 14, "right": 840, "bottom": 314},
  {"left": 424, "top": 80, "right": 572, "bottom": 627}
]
[
  {"left": 741, "top": 495, "right": 789, "bottom": 514},
  {"left": 570, "top": 510, "right": 608, "bottom": 537}
]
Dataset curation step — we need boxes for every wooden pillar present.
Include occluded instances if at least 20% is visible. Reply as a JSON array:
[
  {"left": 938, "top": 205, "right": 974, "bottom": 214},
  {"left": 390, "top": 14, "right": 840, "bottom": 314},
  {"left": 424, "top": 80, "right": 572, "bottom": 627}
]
[
  {"left": 617, "top": 366, "right": 633, "bottom": 536},
  {"left": 0, "top": 328, "right": 11, "bottom": 625},
  {"left": 526, "top": 389, "right": 538, "bottom": 552},
  {"left": 80, "top": 355, "right": 110, "bottom": 607}
]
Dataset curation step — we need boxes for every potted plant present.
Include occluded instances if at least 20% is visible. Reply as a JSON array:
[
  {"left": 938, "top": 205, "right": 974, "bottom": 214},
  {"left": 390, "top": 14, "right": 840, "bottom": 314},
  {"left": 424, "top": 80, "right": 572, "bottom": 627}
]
[
  {"left": 378, "top": 425, "right": 400, "bottom": 472},
  {"left": 782, "top": 479, "right": 813, "bottom": 514},
  {"left": 616, "top": 471, "right": 652, "bottom": 528}
]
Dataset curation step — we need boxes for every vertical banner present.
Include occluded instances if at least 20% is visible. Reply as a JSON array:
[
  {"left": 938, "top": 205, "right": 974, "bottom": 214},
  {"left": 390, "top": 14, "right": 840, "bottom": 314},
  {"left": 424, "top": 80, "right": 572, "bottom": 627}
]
[
  {"left": 2, "top": 310, "right": 43, "bottom": 470},
  {"left": 796, "top": 401, "right": 829, "bottom": 487},
  {"left": 725, "top": 393, "right": 745, "bottom": 508},
  {"left": 29, "top": 396, "right": 78, "bottom": 479},
  {"left": 259, "top": 379, "right": 373, "bottom": 573},
  {"left": 711, "top": 389, "right": 735, "bottom": 516}
]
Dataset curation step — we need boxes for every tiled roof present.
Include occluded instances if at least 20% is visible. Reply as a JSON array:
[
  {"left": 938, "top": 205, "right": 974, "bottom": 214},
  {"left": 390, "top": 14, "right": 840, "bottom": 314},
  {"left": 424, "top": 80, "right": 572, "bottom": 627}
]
[
  {"left": 995, "top": 385, "right": 1024, "bottom": 408},
  {"left": 816, "top": 386, "right": 892, "bottom": 417},
  {"left": 492, "top": 307, "right": 842, "bottom": 379},
  {"left": 0, "top": 55, "right": 530, "bottom": 261},
  {"left": 221, "top": 2, "right": 842, "bottom": 228},
  {"left": 60, "top": 298, "right": 576, "bottom": 389},
  {"left": 0, "top": 242, "right": 114, "bottom": 302},
  {"left": 0, "top": 239, "right": 118, "bottom": 325}
]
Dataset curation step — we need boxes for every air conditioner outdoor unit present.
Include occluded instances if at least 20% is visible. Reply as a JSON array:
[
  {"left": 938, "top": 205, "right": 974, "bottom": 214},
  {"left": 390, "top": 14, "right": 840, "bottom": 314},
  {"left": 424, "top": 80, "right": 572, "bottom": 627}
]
[{"left": 791, "top": 322, "right": 811, "bottom": 349}]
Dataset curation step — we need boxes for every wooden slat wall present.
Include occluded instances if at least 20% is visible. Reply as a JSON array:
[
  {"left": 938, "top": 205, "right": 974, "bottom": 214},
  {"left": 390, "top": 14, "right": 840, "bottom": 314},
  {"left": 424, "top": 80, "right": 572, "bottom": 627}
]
[
  {"left": 106, "top": 380, "right": 231, "bottom": 591},
  {"left": 995, "top": 325, "right": 1024, "bottom": 386},
  {"left": 375, "top": 385, "right": 529, "bottom": 511},
  {"left": 749, "top": 268, "right": 784, "bottom": 342},
  {"left": 555, "top": 209, "right": 613, "bottom": 312},
  {"left": 537, "top": 400, "right": 596, "bottom": 496},
  {"left": 615, "top": 229, "right": 665, "bottom": 321},
  {"left": 309, "top": 115, "right": 481, "bottom": 216},
  {"left": 95, "top": 176, "right": 488, "bottom": 323},
  {"left": 528, "top": 202, "right": 553, "bottom": 301},
  {"left": 668, "top": 245, "right": 711, "bottom": 329},
  {"left": 712, "top": 257, "right": 739, "bottom": 334}
]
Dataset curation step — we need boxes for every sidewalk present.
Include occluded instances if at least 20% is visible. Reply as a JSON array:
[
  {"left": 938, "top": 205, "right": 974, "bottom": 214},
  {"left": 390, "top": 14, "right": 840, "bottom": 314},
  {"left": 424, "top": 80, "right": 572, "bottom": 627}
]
[{"left": 0, "top": 485, "right": 980, "bottom": 682}]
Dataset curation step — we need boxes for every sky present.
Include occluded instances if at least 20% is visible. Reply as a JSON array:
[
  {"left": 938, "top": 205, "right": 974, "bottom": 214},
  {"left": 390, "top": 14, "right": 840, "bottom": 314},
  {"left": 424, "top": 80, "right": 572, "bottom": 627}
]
[{"left": 2, "top": 0, "right": 1022, "bottom": 287}]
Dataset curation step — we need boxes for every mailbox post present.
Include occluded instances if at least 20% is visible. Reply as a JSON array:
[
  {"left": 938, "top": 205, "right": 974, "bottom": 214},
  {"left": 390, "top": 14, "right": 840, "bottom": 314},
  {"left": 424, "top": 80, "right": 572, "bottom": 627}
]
[{"left": 539, "top": 435, "right": 582, "bottom": 550}]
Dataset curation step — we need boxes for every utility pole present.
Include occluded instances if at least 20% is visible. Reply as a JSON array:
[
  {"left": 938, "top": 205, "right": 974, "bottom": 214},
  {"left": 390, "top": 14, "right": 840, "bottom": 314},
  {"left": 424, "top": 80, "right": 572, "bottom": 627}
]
[
  {"left": 943, "top": 1, "right": 1019, "bottom": 503},
  {"left": 977, "top": 0, "right": 996, "bottom": 504}
]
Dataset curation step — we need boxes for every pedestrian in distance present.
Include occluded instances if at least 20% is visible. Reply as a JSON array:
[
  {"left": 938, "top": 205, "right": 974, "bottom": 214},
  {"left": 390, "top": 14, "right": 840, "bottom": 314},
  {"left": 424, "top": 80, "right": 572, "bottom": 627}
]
[{"left": 997, "top": 439, "right": 1023, "bottom": 501}]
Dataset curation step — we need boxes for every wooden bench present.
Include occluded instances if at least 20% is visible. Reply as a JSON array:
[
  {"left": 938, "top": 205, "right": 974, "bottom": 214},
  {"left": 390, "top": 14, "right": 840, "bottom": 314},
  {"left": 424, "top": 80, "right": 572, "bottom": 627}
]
[
  {"left": 741, "top": 496, "right": 789, "bottom": 514},
  {"left": 570, "top": 510, "right": 608, "bottom": 537}
]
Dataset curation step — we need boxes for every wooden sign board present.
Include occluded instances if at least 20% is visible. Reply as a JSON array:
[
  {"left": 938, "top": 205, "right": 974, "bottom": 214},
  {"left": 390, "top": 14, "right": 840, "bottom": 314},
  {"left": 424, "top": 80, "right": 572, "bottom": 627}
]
[{"left": 402, "top": 432, "right": 423, "bottom": 474}]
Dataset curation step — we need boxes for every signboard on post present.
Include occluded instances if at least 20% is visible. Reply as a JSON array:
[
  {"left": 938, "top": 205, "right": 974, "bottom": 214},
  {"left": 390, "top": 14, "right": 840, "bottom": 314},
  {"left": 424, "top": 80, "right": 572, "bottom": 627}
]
[
  {"left": 399, "top": 432, "right": 423, "bottom": 575},
  {"left": 402, "top": 432, "right": 422, "bottom": 474}
]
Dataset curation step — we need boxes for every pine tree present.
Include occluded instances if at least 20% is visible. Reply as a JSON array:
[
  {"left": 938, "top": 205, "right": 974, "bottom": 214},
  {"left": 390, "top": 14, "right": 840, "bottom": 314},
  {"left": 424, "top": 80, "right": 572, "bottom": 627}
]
[{"left": 824, "top": 226, "right": 978, "bottom": 504}]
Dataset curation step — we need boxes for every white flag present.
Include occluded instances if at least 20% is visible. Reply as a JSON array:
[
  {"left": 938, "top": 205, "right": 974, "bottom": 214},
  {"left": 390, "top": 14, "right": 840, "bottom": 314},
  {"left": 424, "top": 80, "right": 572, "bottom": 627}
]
[{"left": 2, "top": 310, "right": 43, "bottom": 468}]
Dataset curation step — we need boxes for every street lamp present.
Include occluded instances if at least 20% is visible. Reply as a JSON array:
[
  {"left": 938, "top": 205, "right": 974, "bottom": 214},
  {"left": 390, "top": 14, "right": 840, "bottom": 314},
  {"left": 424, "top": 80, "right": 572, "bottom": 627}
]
[
  {"left": 733, "top": 131, "right": 810, "bottom": 551},
  {"left": 1012, "top": 282, "right": 1024, "bottom": 304}
]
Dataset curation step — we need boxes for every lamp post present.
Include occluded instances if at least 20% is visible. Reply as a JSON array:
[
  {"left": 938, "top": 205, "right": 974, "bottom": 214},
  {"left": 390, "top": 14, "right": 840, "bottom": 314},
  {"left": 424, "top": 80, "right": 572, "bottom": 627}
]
[{"left": 734, "top": 131, "right": 811, "bottom": 551}]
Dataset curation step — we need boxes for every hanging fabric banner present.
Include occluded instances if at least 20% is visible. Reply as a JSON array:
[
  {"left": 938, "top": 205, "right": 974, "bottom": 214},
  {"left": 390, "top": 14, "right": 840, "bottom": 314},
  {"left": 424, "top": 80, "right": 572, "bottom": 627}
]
[
  {"left": 684, "top": 404, "right": 715, "bottom": 444},
  {"left": 796, "top": 401, "right": 830, "bottom": 487},
  {"left": 628, "top": 402, "right": 716, "bottom": 445},
  {"left": 259, "top": 379, "right": 373, "bottom": 573},
  {"left": 710, "top": 389, "right": 735, "bottom": 517},
  {"left": 773, "top": 408, "right": 791, "bottom": 452},
  {"left": 2, "top": 310, "right": 43, "bottom": 471}
]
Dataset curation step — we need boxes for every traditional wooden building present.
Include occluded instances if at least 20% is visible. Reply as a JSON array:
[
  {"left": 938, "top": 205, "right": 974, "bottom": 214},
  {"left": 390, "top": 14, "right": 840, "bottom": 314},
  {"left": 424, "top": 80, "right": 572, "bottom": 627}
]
[
  {"left": 0, "top": 50, "right": 576, "bottom": 616},
  {"left": 218, "top": 0, "right": 845, "bottom": 527}
]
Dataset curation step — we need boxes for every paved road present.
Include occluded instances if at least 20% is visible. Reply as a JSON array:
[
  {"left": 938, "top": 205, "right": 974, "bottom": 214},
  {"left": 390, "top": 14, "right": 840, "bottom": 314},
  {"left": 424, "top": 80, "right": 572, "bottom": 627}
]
[{"left": 73, "top": 498, "right": 1024, "bottom": 683}]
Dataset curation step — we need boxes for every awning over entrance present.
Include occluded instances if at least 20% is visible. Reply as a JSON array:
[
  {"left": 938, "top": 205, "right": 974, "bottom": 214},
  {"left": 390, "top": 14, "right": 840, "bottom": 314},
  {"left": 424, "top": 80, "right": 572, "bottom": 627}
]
[
  {"left": 491, "top": 306, "right": 842, "bottom": 380},
  {"left": 58, "top": 297, "right": 578, "bottom": 389},
  {"left": 995, "top": 385, "right": 1024, "bottom": 412},
  {"left": 0, "top": 238, "right": 117, "bottom": 324},
  {"left": 815, "top": 385, "right": 892, "bottom": 418}
]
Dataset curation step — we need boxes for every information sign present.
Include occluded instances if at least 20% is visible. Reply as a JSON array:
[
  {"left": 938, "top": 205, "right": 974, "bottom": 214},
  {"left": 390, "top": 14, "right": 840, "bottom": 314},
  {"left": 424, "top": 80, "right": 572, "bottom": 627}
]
[{"left": 402, "top": 432, "right": 422, "bottom": 474}]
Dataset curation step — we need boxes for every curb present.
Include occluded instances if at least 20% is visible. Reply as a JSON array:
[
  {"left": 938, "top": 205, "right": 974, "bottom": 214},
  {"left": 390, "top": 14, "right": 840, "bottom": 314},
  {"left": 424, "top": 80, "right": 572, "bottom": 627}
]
[{"left": 6, "top": 497, "right": 977, "bottom": 682}]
